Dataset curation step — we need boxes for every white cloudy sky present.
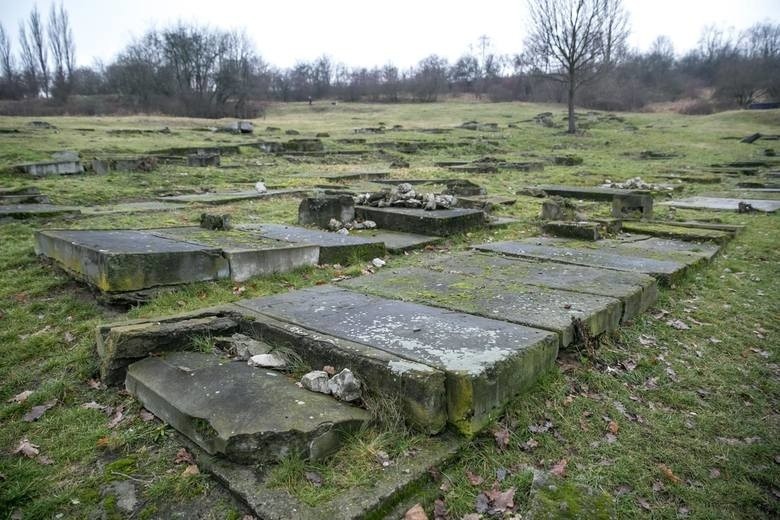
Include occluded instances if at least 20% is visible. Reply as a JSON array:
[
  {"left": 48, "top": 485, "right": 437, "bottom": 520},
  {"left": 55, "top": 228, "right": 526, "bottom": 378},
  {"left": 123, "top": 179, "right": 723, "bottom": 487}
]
[{"left": 1, "top": 0, "right": 778, "bottom": 69}]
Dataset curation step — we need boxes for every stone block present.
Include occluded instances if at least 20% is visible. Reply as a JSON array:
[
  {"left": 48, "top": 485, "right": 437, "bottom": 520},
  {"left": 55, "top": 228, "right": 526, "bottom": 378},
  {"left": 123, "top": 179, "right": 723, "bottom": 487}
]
[
  {"left": 354, "top": 206, "right": 485, "bottom": 236},
  {"left": 543, "top": 221, "right": 602, "bottom": 241},
  {"left": 298, "top": 195, "right": 355, "bottom": 229}
]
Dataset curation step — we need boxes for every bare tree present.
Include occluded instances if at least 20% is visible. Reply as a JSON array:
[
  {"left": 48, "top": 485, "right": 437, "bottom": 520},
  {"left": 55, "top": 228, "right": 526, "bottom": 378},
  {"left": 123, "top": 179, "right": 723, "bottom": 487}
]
[
  {"left": 525, "top": 0, "right": 629, "bottom": 133},
  {"left": 18, "top": 23, "right": 38, "bottom": 96},
  {"left": 0, "top": 23, "right": 12, "bottom": 79},
  {"left": 27, "top": 5, "right": 49, "bottom": 96},
  {"left": 48, "top": 2, "right": 76, "bottom": 100}
]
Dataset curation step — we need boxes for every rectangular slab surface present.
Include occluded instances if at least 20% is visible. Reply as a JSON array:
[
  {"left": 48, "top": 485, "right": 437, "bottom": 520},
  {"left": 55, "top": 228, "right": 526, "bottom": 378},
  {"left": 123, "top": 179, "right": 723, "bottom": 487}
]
[
  {"left": 238, "top": 223, "right": 385, "bottom": 264},
  {"left": 660, "top": 196, "right": 780, "bottom": 213},
  {"left": 424, "top": 252, "right": 657, "bottom": 322},
  {"left": 126, "top": 351, "right": 369, "bottom": 464},
  {"left": 236, "top": 285, "right": 558, "bottom": 435},
  {"left": 0, "top": 204, "right": 81, "bottom": 219},
  {"left": 340, "top": 267, "right": 622, "bottom": 347},
  {"left": 35, "top": 229, "right": 229, "bottom": 292},
  {"left": 354, "top": 206, "right": 485, "bottom": 236},
  {"left": 157, "top": 189, "right": 309, "bottom": 205},
  {"left": 349, "top": 229, "right": 443, "bottom": 253}
]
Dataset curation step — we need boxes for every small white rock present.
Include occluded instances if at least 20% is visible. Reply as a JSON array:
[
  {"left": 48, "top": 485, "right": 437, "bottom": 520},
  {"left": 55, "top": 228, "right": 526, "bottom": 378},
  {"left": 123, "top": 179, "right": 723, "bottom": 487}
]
[
  {"left": 254, "top": 181, "right": 267, "bottom": 193},
  {"left": 371, "top": 258, "right": 386, "bottom": 268},
  {"left": 328, "top": 368, "right": 361, "bottom": 402},
  {"left": 300, "top": 370, "right": 331, "bottom": 394},
  {"left": 336, "top": 228, "right": 349, "bottom": 235},
  {"left": 247, "top": 353, "right": 286, "bottom": 369}
]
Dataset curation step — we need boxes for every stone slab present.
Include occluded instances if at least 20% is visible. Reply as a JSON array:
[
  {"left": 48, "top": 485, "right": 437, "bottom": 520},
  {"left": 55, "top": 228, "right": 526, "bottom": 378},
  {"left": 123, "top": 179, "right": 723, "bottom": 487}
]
[
  {"left": 341, "top": 267, "right": 621, "bottom": 347},
  {"left": 34, "top": 229, "right": 229, "bottom": 293},
  {"left": 0, "top": 204, "right": 81, "bottom": 219},
  {"left": 535, "top": 185, "right": 651, "bottom": 201},
  {"left": 14, "top": 160, "right": 83, "bottom": 176},
  {"left": 349, "top": 229, "right": 443, "bottom": 253},
  {"left": 542, "top": 221, "right": 602, "bottom": 240},
  {"left": 644, "top": 220, "right": 744, "bottom": 234},
  {"left": 425, "top": 252, "right": 657, "bottom": 323},
  {"left": 80, "top": 202, "right": 189, "bottom": 215},
  {"left": 475, "top": 237, "right": 710, "bottom": 284},
  {"left": 660, "top": 196, "right": 780, "bottom": 213},
  {"left": 620, "top": 221, "right": 732, "bottom": 244},
  {"left": 354, "top": 206, "right": 485, "bottom": 236},
  {"left": 157, "top": 189, "right": 309, "bottom": 205},
  {"left": 457, "top": 195, "right": 517, "bottom": 210},
  {"left": 238, "top": 224, "right": 385, "bottom": 265},
  {"left": 126, "top": 351, "right": 369, "bottom": 464},
  {"left": 149, "top": 227, "right": 320, "bottom": 282},
  {"left": 236, "top": 285, "right": 559, "bottom": 435},
  {"left": 297, "top": 171, "right": 390, "bottom": 182}
]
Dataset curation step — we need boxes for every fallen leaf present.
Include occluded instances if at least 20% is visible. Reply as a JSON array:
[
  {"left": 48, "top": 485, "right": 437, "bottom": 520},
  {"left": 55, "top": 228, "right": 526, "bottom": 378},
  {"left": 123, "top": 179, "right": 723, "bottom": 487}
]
[
  {"left": 604, "top": 433, "right": 618, "bottom": 444},
  {"left": 80, "top": 401, "right": 113, "bottom": 415},
  {"left": 608, "top": 420, "right": 619, "bottom": 435},
  {"left": 8, "top": 390, "right": 33, "bottom": 403},
  {"left": 615, "top": 484, "right": 632, "bottom": 496},
  {"left": 522, "top": 438, "right": 539, "bottom": 451},
  {"left": 22, "top": 401, "right": 56, "bottom": 422},
  {"left": 528, "top": 420, "right": 553, "bottom": 434},
  {"left": 496, "top": 467, "right": 507, "bottom": 482},
  {"left": 667, "top": 319, "right": 690, "bottom": 330},
  {"left": 139, "top": 409, "right": 155, "bottom": 422},
  {"left": 462, "top": 515, "right": 480, "bottom": 520},
  {"left": 550, "top": 459, "right": 568, "bottom": 477},
  {"left": 709, "top": 468, "right": 721, "bottom": 479},
  {"left": 96, "top": 436, "right": 110, "bottom": 448},
  {"left": 493, "top": 427, "right": 511, "bottom": 450},
  {"left": 86, "top": 378, "right": 105, "bottom": 390},
  {"left": 433, "top": 498, "right": 447, "bottom": 520},
  {"left": 563, "top": 395, "right": 575, "bottom": 406},
  {"left": 638, "top": 498, "right": 652, "bottom": 511},
  {"left": 658, "top": 463, "right": 682, "bottom": 484},
  {"left": 305, "top": 471, "right": 323, "bottom": 487},
  {"left": 475, "top": 492, "right": 490, "bottom": 514},
  {"left": 13, "top": 439, "right": 39, "bottom": 458},
  {"left": 404, "top": 503, "right": 428, "bottom": 520},
  {"left": 174, "top": 448, "right": 195, "bottom": 465},
  {"left": 182, "top": 464, "right": 199, "bottom": 477},
  {"left": 484, "top": 485, "right": 515, "bottom": 513},
  {"left": 36, "top": 455, "right": 54, "bottom": 465},
  {"left": 107, "top": 405, "right": 125, "bottom": 429},
  {"left": 466, "top": 470, "right": 484, "bottom": 486},
  {"left": 63, "top": 331, "right": 76, "bottom": 343}
]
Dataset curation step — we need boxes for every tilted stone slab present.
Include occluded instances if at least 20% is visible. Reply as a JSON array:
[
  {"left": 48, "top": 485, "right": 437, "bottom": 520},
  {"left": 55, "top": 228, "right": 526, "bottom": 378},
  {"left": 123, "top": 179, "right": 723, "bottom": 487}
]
[
  {"left": 13, "top": 159, "right": 83, "bottom": 176},
  {"left": 34, "top": 229, "right": 229, "bottom": 293},
  {"left": 660, "top": 196, "right": 780, "bottom": 213},
  {"left": 340, "top": 267, "right": 621, "bottom": 347},
  {"left": 475, "top": 237, "right": 708, "bottom": 284},
  {"left": 535, "top": 185, "right": 650, "bottom": 202},
  {"left": 0, "top": 204, "right": 81, "bottom": 219},
  {"left": 96, "top": 307, "right": 241, "bottom": 386},
  {"left": 620, "top": 221, "right": 732, "bottom": 245},
  {"left": 349, "top": 229, "right": 443, "bottom": 253},
  {"left": 424, "top": 252, "right": 657, "bottom": 322},
  {"left": 236, "top": 286, "right": 558, "bottom": 435},
  {"left": 238, "top": 223, "right": 385, "bottom": 265},
  {"left": 80, "top": 202, "right": 189, "bottom": 215},
  {"left": 126, "top": 351, "right": 369, "bottom": 464},
  {"left": 354, "top": 206, "right": 485, "bottom": 236},
  {"left": 149, "top": 227, "right": 319, "bottom": 282},
  {"left": 157, "top": 189, "right": 309, "bottom": 205}
]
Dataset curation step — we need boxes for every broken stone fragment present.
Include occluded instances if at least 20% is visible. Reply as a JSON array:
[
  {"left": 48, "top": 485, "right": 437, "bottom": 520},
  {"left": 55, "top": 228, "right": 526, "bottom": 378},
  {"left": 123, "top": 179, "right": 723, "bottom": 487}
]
[
  {"left": 248, "top": 353, "right": 286, "bottom": 369},
  {"left": 328, "top": 218, "right": 343, "bottom": 231},
  {"left": 200, "top": 213, "right": 232, "bottom": 230},
  {"left": 328, "top": 368, "right": 361, "bottom": 402},
  {"left": 301, "top": 371, "right": 331, "bottom": 394},
  {"left": 371, "top": 258, "right": 386, "bottom": 268},
  {"left": 336, "top": 228, "right": 349, "bottom": 235},
  {"left": 254, "top": 181, "right": 267, "bottom": 193}
]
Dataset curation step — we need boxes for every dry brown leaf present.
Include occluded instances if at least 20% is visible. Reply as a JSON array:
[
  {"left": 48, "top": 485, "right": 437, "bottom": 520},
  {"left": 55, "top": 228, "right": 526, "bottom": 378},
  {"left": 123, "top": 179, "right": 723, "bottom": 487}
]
[
  {"left": 139, "top": 409, "right": 155, "bottom": 422},
  {"left": 608, "top": 420, "right": 619, "bottom": 435},
  {"left": 638, "top": 498, "right": 652, "bottom": 511},
  {"left": 174, "top": 448, "right": 195, "bottom": 465},
  {"left": 182, "top": 464, "right": 199, "bottom": 477},
  {"left": 466, "top": 470, "right": 484, "bottom": 486},
  {"left": 666, "top": 319, "right": 690, "bottom": 330},
  {"left": 13, "top": 439, "right": 39, "bottom": 458},
  {"left": 8, "top": 390, "right": 33, "bottom": 403},
  {"left": 404, "top": 503, "right": 428, "bottom": 520},
  {"left": 494, "top": 427, "right": 511, "bottom": 450},
  {"left": 107, "top": 405, "right": 125, "bottom": 429},
  {"left": 433, "top": 498, "right": 447, "bottom": 520},
  {"left": 86, "top": 378, "right": 105, "bottom": 390},
  {"left": 658, "top": 463, "right": 682, "bottom": 484},
  {"left": 22, "top": 401, "right": 56, "bottom": 422},
  {"left": 36, "top": 455, "right": 54, "bottom": 465},
  {"left": 81, "top": 401, "right": 113, "bottom": 415},
  {"left": 96, "top": 436, "right": 110, "bottom": 448},
  {"left": 550, "top": 459, "right": 568, "bottom": 477},
  {"left": 709, "top": 468, "right": 721, "bottom": 479},
  {"left": 522, "top": 438, "right": 540, "bottom": 451}
]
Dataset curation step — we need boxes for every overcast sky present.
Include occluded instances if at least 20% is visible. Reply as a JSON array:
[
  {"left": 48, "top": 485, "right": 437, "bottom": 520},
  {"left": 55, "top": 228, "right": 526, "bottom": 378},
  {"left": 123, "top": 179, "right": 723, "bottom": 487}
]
[{"left": 1, "top": 0, "right": 778, "bottom": 69}]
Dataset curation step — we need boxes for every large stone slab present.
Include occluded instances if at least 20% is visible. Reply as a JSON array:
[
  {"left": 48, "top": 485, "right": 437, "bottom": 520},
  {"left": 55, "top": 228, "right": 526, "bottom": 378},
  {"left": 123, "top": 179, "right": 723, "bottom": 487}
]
[
  {"left": 660, "top": 196, "right": 780, "bottom": 213},
  {"left": 126, "top": 351, "right": 369, "bottom": 464},
  {"left": 13, "top": 159, "right": 83, "bottom": 176},
  {"left": 475, "top": 237, "right": 712, "bottom": 284},
  {"left": 340, "top": 267, "right": 622, "bottom": 347},
  {"left": 238, "top": 223, "right": 385, "bottom": 265},
  {"left": 149, "top": 227, "right": 320, "bottom": 282},
  {"left": 157, "top": 189, "right": 309, "bottom": 205},
  {"left": 349, "top": 229, "right": 443, "bottom": 253},
  {"left": 236, "top": 286, "right": 558, "bottom": 435},
  {"left": 0, "top": 204, "right": 81, "bottom": 219},
  {"left": 34, "top": 229, "right": 229, "bottom": 293},
  {"left": 0, "top": 186, "right": 49, "bottom": 204},
  {"left": 424, "top": 252, "right": 657, "bottom": 322},
  {"left": 80, "top": 202, "right": 189, "bottom": 215},
  {"left": 354, "top": 206, "right": 485, "bottom": 236},
  {"left": 535, "top": 185, "right": 650, "bottom": 202},
  {"left": 620, "top": 221, "right": 732, "bottom": 244}
]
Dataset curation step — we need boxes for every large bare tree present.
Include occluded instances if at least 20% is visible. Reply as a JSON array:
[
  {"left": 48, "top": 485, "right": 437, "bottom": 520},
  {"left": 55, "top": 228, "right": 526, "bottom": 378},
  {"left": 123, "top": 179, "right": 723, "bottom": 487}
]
[{"left": 525, "top": 0, "right": 628, "bottom": 133}]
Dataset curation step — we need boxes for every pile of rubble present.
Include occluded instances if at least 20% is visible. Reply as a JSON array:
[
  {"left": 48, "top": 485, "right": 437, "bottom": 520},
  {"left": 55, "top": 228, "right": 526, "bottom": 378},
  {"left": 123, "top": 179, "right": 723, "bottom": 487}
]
[
  {"left": 601, "top": 176, "right": 669, "bottom": 191},
  {"left": 354, "top": 182, "right": 457, "bottom": 211},
  {"left": 327, "top": 217, "right": 376, "bottom": 234}
]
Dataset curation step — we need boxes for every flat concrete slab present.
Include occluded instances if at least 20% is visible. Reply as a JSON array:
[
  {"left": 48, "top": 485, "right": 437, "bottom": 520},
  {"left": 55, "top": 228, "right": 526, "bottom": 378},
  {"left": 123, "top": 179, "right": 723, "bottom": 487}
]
[
  {"left": 296, "top": 171, "right": 390, "bottom": 182},
  {"left": 150, "top": 227, "right": 320, "bottom": 282},
  {"left": 80, "top": 202, "right": 189, "bottom": 215},
  {"left": 535, "top": 185, "right": 650, "bottom": 201},
  {"left": 126, "top": 351, "right": 369, "bottom": 464},
  {"left": 0, "top": 204, "right": 81, "bottom": 219},
  {"left": 354, "top": 206, "right": 485, "bottom": 236},
  {"left": 457, "top": 195, "right": 517, "bottom": 210},
  {"left": 238, "top": 223, "right": 385, "bottom": 265},
  {"left": 35, "top": 229, "right": 229, "bottom": 293},
  {"left": 349, "top": 229, "right": 443, "bottom": 253},
  {"left": 621, "top": 221, "right": 732, "bottom": 244},
  {"left": 660, "top": 196, "right": 780, "bottom": 213},
  {"left": 475, "top": 237, "right": 712, "bottom": 284},
  {"left": 0, "top": 186, "right": 49, "bottom": 204},
  {"left": 158, "top": 189, "right": 309, "bottom": 205},
  {"left": 424, "top": 252, "right": 657, "bottom": 322},
  {"left": 340, "top": 267, "right": 622, "bottom": 347},
  {"left": 236, "top": 285, "right": 558, "bottom": 435}
]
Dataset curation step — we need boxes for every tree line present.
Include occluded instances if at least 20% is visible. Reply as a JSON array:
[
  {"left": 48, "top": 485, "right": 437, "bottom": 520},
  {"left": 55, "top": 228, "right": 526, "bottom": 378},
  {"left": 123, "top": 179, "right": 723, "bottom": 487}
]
[{"left": 0, "top": 1, "right": 777, "bottom": 119}]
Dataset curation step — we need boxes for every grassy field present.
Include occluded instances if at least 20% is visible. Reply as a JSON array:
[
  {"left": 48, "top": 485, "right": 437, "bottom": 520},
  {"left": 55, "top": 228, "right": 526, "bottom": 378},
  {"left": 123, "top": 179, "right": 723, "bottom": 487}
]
[{"left": 0, "top": 101, "right": 778, "bottom": 519}]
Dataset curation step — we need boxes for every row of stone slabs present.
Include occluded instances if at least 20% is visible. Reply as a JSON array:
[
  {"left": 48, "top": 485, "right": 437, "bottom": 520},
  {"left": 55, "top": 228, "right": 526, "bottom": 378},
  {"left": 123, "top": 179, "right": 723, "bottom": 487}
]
[{"left": 103, "top": 234, "right": 723, "bottom": 518}]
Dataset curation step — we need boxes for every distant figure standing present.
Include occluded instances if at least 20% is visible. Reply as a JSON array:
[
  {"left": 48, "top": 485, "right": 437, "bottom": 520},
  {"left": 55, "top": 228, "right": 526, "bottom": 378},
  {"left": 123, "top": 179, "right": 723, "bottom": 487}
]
[{"left": 308, "top": 96, "right": 313, "bottom": 105}]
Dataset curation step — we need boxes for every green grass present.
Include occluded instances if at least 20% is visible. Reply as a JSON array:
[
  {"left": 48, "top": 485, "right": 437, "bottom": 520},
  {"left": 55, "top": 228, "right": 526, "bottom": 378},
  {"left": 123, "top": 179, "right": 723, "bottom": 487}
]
[{"left": 1, "top": 101, "right": 778, "bottom": 518}]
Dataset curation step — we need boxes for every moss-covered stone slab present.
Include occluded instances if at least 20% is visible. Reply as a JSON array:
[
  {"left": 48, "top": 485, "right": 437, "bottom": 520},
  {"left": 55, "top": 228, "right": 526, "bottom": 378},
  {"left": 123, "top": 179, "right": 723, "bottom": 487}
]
[
  {"left": 535, "top": 185, "right": 650, "bottom": 201},
  {"left": 349, "top": 229, "right": 443, "bottom": 253},
  {"left": 34, "top": 229, "right": 229, "bottom": 293},
  {"left": 425, "top": 252, "right": 657, "bottom": 322},
  {"left": 456, "top": 195, "right": 517, "bottom": 210},
  {"left": 542, "top": 221, "right": 603, "bottom": 240},
  {"left": 340, "top": 267, "right": 621, "bottom": 347},
  {"left": 239, "top": 223, "right": 385, "bottom": 265},
  {"left": 157, "top": 189, "right": 309, "bottom": 205},
  {"left": 620, "top": 221, "right": 732, "bottom": 244},
  {"left": 236, "top": 286, "right": 558, "bottom": 435},
  {"left": 126, "top": 351, "right": 369, "bottom": 464},
  {"left": 354, "top": 206, "right": 485, "bottom": 236},
  {"left": 0, "top": 204, "right": 81, "bottom": 219},
  {"left": 615, "top": 237, "right": 721, "bottom": 262},
  {"left": 149, "top": 227, "right": 319, "bottom": 282},
  {"left": 475, "top": 237, "right": 706, "bottom": 284},
  {"left": 0, "top": 186, "right": 49, "bottom": 204},
  {"left": 660, "top": 196, "right": 780, "bottom": 213},
  {"left": 80, "top": 201, "right": 189, "bottom": 215},
  {"left": 181, "top": 432, "right": 461, "bottom": 520},
  {"left": 644, "top": 220, "right": 744, "bottom": 235}
]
